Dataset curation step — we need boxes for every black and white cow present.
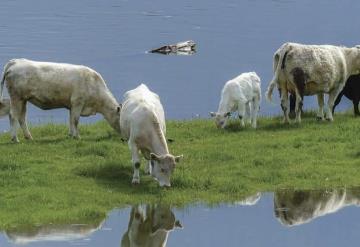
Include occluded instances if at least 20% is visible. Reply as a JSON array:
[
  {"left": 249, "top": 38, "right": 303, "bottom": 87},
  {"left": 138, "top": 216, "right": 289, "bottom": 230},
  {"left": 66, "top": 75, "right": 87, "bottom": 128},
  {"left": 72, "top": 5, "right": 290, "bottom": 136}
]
[{"left": 266, "top": 43, "right": 360, "bottom": 123}]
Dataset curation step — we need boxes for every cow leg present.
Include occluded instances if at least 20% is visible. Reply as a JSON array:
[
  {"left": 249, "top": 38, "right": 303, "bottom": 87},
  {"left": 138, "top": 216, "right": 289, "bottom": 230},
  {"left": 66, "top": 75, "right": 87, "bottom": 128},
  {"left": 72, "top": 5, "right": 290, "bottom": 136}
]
[
  {"left": 293, "top": 91, "right": 303, "bottom": 123},
  {"left": 129, "top": 140, "right": 141, "bottom": 184},
  {"left": 11, "top": 98, "right": 32, "bottom": 140},
  {"left": 245, "top": 102, "right": 252, "bottom": 125},
  {"left": 8, "top": 112, "right": 19, "bottom": 143},
  {"left": 291, "top": 68, "right": 306, "bottom": 123},
  {"left": 237, "top": 102, "right": 246, "bottom": 127},
  {"left": 251, "top": 97, "right": 260, "bottom": 129},
  {"left": 317, "top": 93, "right": 325, "bottom": 120},
  {"left": 353, "top": 99, "right": 360, "bottom": 116},
  {"left": 69, "top": 106, "right": 82, "bottom": 139},
  {"left": 332, "top": 91, "right": 343, "bottom": 115},
  {"left": 326, "top": 86, "right": 343, "bottom": 121},
  {"left": 145, "top": 160, "right": 152, "bottom": 175},
  {"left": 280, "top": 88, "right": 290, "bottom": 124},
  {"left": 289, "top": 93, "right": 296, "bottom": 119}
]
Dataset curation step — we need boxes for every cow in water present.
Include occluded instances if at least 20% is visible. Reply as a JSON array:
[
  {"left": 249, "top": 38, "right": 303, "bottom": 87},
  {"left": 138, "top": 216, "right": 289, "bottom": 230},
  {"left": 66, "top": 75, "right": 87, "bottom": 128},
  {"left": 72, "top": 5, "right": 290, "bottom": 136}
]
[
  {"left": 0, "top": 58, "right": 121, "bottom": 142},
  {"left": 5, "top": 221, "right": 103, "bottom": 245},
  {"left": 121, "top": 204, "right": 182, "bottom": 247},
  {"left": 274, "top": 188, "right": 360, "bottom": 226}
]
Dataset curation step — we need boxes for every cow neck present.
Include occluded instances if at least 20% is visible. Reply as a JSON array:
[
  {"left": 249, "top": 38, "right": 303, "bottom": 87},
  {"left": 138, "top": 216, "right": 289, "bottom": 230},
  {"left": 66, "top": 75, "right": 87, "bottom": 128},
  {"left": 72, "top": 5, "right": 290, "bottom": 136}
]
[
  {"left": 218, "top": 95, "right": 231, "bottom": 114},
  {"left": 97, "top": 91, "right": 117, "bottom": 116},
  {"left": 150, "top": 126, "right": 169, "bottom": 156}
]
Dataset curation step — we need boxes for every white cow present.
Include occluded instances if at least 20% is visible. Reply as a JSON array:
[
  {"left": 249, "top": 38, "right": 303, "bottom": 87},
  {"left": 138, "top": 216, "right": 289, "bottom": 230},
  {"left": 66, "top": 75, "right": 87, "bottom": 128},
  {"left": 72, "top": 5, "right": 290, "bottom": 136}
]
[
  {"left": 210, "top": 72, "right": 261, "bottom": 129},
  {"left": 274, "top": 188, "right": 360, "bottom": 226},
  {"left": 0, "top": 58, "right": 121, "bottom": 142},
  {"left": 121, "top": 204, "right": 182, "bottom": 247},
  {"left": 120, "top": 84, "right": 182, "bottom": 187},
  {"left": 266, "top": 43, "right": 360, "bottom": 123}
]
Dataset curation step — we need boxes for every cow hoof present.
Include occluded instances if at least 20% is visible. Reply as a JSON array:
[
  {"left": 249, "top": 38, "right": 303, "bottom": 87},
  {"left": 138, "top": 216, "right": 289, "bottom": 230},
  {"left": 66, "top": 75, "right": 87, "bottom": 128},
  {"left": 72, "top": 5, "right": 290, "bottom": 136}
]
[
  {"left": 132, "top": 178, "right": 140, "bottom": 185},
  {"left": 11, "top": 137, "right": 19, "bottom": 143},
  {"left": 325, "top": 118, "right": 333, "bottom": 122},
  {"left": 25, "top": 136, "right": 33, "bottom": 140}
]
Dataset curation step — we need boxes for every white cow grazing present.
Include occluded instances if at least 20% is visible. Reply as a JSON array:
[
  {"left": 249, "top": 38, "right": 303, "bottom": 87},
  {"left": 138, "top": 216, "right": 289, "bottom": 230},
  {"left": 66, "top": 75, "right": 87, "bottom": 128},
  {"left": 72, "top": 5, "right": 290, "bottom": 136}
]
[
  {"left": 0, "top": 58, "right": 121, "bottom": 142},
  {"left": 121, "top": 204, "right": 182, "bottom": 247},
  {"left": 210, "top": 72, "right": 261, "bottom": 129},
  {"left": 120, "top": 84, "right": 182, "bottom": 187},
  {"left": 266, "top": 43, "right": 360, "bottom": 123}
]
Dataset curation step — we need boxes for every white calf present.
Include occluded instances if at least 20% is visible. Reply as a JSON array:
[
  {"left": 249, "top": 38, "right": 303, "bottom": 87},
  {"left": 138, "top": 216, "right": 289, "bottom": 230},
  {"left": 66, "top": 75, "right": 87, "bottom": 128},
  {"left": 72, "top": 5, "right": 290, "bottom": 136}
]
[{"left": 210, "top": 72, "right": 261, "bottom": 129}]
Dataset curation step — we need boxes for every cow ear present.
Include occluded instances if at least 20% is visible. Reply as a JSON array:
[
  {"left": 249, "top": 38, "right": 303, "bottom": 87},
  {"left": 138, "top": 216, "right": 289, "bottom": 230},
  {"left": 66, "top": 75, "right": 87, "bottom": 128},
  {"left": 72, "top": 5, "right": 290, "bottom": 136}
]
[
  {"left": 224, "top": 112, "right": 231, "bottom": 117},
  {"left": 209, "top": 112, "right": 216, "bottom": 117},
  {"left": 150, "top": 153, "right": 161, "bottom": 161},
  {"left": 175, "top": 220, "right": 183, "bottom": 229},
  {"left": 175, "top": 155, "right": 183, "bottom": 163}
]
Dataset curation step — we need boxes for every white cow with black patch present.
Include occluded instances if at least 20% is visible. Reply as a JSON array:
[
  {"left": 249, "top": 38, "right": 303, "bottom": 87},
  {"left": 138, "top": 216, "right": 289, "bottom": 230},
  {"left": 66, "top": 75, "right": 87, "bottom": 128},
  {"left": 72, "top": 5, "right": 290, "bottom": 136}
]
[
  {"left": 274, "top": 189, "right": 360, "bottom": 226},
  {"left": 266, "top": 43, "right": 360, "bottom": 123}
]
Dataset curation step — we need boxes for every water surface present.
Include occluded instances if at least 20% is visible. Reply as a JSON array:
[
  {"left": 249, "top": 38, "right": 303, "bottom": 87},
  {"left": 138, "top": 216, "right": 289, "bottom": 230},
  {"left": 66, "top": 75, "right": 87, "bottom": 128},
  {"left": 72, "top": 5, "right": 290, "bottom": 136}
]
[
  {"left": 0, "top": 0, "right": 359, "bottom": 131},
  {"left": 1, "top": 188, "right": 360, "bottom": 247}
]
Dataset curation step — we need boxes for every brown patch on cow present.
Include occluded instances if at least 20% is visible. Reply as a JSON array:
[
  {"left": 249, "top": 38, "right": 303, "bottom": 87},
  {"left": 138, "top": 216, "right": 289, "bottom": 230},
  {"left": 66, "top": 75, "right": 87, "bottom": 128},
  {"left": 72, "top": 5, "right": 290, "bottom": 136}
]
[{"left": 291, "top": 67, "right": 308, "bottom": 98}]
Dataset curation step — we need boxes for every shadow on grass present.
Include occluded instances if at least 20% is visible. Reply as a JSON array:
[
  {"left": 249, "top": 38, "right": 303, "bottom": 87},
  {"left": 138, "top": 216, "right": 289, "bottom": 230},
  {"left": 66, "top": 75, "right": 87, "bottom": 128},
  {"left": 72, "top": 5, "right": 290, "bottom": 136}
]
[
  {"left": 74, "top": 162, "right": 164, "bottom": 196},
  {"left": 224, "top": 122, "right": 246, "bottom": 132},
  {"left": 32, "top": 137, "right": 69, "bottom": 145},
  {"left": 259, "top": 121, "right": 303, "bottom": 131}
]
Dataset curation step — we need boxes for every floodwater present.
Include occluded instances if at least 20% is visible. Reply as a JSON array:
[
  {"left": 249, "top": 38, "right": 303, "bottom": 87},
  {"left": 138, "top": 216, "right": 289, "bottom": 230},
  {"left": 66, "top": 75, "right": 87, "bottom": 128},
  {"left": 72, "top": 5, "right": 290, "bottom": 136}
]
[
  {"left": 1, "top": 188, "right": 360, "bottom": 247},
  {"left": 0, "top": 0, "right": 359, "bottom": 131}
]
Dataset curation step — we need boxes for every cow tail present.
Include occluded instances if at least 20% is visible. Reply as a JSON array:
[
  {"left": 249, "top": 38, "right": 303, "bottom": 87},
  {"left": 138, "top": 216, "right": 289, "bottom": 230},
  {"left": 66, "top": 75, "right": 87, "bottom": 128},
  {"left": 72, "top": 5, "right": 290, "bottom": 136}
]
[
  {"left": 265, "top": 79, "right": 277, "bottom": 102},
  {"left": 0, "top": 60, "right": 16, "bottom": 101},
  {"left": 0, "top": 69, "right": 6, "bottom": 101},
  {"left": 266, "top": 49, "right": 289, "bottom": 102}
]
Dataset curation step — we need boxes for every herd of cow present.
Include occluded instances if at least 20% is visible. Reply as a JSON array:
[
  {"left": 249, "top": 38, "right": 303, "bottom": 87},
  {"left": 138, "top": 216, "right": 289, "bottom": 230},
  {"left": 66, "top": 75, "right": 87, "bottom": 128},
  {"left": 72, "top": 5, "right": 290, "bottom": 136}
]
[{"left": 0, "top": 42, "right": 360, "bottom": 187}]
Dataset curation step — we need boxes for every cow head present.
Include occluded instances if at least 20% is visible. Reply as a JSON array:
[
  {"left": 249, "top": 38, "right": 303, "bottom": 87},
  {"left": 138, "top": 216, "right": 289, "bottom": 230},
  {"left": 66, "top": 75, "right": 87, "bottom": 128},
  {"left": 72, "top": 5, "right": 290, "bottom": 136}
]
[
  {"left": 210, "top": 111, "right": 231, "bottom": 128},
  {"left": 150, "top": 205, "right": 183, "bottom": 234},
  {"left": 105, "top": 104, "right": 122, "bottom": 134},
  {"left": 150, "top": 153, "right": 183, "bottom": 187},
  {"left": 121, "top": 204, "right": 182, "bottom": 247}
]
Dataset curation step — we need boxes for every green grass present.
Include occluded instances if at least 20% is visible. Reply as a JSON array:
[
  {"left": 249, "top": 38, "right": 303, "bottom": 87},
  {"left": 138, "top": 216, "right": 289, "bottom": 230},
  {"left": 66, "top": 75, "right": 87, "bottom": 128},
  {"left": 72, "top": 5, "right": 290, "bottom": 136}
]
[{"left": 0, "top": 112, "right": 360, "bottom": 229}]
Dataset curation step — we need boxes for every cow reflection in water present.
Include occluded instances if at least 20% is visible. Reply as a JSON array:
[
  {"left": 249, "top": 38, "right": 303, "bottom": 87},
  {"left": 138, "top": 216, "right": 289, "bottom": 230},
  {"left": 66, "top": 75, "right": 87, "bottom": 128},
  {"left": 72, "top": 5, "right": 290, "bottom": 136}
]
[
  {"left": 121, "top": 204, "right": 182, "bottom": 247},
  {"left": 5, "top": 222, "right": 103, "bottom": 245},
  {"left": 274, "top": 188, "right": 360, "bottom": 226}
]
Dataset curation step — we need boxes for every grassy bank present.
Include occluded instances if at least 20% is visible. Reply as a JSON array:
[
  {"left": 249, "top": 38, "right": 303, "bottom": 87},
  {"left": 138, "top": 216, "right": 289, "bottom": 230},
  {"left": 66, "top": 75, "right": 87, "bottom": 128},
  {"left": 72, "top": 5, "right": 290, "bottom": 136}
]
[{"left": 0, "top": 112, "right": 359, "bottom": 229}]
